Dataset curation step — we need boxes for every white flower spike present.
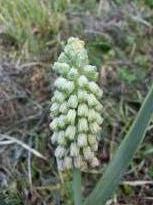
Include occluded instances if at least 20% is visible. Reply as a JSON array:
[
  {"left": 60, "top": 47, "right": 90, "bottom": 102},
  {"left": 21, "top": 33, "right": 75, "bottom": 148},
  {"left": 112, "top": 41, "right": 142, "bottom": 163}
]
[{"left": 50, "top": 37, "right": 103, "bottom": 171}]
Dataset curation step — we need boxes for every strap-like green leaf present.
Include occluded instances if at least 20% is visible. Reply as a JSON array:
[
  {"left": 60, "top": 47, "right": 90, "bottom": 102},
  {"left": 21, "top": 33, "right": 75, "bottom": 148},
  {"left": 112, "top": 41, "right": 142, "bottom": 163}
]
[{"left": 84, "top": 85, "right": 153, "bottom": 205}]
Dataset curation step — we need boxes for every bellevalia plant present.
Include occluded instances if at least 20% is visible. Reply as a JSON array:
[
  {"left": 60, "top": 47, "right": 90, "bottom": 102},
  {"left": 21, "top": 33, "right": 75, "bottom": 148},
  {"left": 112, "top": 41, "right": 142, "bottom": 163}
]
[
  {"left": 50, "top": 37, "right": 103, "bottom": 171},
  {"left": 50, "top": 37, "right": 153, "bottom": 205}
]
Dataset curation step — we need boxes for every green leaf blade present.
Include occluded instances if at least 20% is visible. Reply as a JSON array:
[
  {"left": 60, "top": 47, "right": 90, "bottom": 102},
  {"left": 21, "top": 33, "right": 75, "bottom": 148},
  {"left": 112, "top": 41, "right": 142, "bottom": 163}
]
[{"left": 84, "top": 85, "right": 153, "bottom": 205}]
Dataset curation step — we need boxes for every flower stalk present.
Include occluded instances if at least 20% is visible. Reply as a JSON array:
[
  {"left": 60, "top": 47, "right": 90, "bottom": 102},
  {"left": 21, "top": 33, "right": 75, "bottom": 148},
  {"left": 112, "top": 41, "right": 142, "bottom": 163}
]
[{"left": 73, "top": 168, "right": 82, "bottom": 205}]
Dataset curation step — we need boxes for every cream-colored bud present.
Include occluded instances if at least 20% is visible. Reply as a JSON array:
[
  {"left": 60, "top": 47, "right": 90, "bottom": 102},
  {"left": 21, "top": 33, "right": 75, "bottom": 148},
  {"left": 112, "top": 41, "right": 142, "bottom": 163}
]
[
  {"left": 67, "top": 95, "right": 78, "bottom": 108},
  {"left": 58, "top": 53, "right": 69, "bottom": 64},
  {"left": 70, "top": 143, "right": 79, "bottom": 157},
  {"left": 88, "top": 134, "right": 96, "bottom": 145},
  {"left": 78, "top": 75, "right": 88, "bottom": 88},
  {"left": 95, "top": 113, "right": 103, "bottom": 125},
  {"left": 50, "top": 103, "right": 60, "bottom": 116},
  {"left": 91, "top": 141, "right": 98, "bottom": 151},
  {"left": 51, "top": 132, "right": 58, "bottom": 144},
  {"left": 64, "top": 157, "right": 72, "bottom": 169},
  {"left": 87, "top": 94, "right": 99, "bottom": 107},
  {"left": 88, "top": 82, "right": 103, "bottom": 98},
  {"left": 78, "top": 103, "right": 88, "bottom": 117},
  {"left": 65, "top": 125, "right": 76, "bottom": 140},
  {"left": 50, "top": 118, "right": 58, "bottom": 130},
  {"left": 78, "top": 118, "right": 88, "bottom": 132},
  {"left": 54, "top": 77, "right": 67, "bottom": 90},
  {"left": 53, "top": 62, "right": 70, "bottom": 75},
  {"left": 77, "top": 133, "right": 88, "bottom": 147},
  {"left": 91, "top": 157, "right": 99, "bottom": 167},
  {"left": 76, "top": 50, "right": 88, "bottom": 67},
  {"left": 78, "top": 90, "right": 88, "bottom": 102},
  {"left": 83, "top": 65, "right": 98, "bottom": 81},
  {"left": 54, "top": 90, "right": 65, "bottom": 103},
  {"left": 95, "top": 102, "right": 103, "bottom": 112},
  {"left": 83, "top": 146, "right": 94, "bottom": 160},
  {"left": 57, "top": 115, "right": 66, "bottom": 129},
  {"left": 57, "top": 131, "right": 66, "bottom": 145},
  {"left": 55, "top": 146, "right": 66, "bottom": 158},
  {"left": 59, "top": 102, "right": 68, "bottom": 114},
  {"left": 67, "top": 68, "right": 78, "bottom": 80},
  {"left": 66, "top": 109, "right": 76, "bottom": 124},
  {"left": 87, "top": 109, "right": 97, "bottom": 122},
  {"left": 74, "top": 156, "right": 81, "bottom": 168},
  {"left": 64, "top": 45, "right": 76, "bottom": 59},
  {"left": 64, "top": 81, "right": 75, "bottom": 94},
  {"left": 68, "top": 37, "right": 84, "bottom": 50},
  {"left": 90, "top": 122, "right": 100, "bottom": 134}
]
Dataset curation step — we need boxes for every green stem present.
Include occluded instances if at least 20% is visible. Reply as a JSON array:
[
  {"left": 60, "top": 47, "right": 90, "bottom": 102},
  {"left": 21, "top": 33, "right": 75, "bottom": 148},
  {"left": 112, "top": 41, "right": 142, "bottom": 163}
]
[{"left": 73, "top": 168, "right": 82, "bottom": 205}]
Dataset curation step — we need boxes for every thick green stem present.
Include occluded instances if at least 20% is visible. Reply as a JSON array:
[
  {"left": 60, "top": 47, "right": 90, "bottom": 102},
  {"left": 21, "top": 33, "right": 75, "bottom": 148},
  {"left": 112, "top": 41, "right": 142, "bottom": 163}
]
[{"left": 73, "top": 168, "right": 82, "bottom": 205}]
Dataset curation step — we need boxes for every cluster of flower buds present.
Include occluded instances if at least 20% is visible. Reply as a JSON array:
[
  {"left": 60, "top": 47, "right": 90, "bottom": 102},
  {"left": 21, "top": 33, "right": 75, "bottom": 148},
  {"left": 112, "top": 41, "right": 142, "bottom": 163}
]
[{"left": 50, "top": 37, "right": 103, "bottom": 171}]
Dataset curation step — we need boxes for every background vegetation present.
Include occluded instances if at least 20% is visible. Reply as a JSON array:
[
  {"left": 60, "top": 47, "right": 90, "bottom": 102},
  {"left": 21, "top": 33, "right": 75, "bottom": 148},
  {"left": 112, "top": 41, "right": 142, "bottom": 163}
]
[{"left": 0, "top": 0, "right": 153, "bottom": 204}]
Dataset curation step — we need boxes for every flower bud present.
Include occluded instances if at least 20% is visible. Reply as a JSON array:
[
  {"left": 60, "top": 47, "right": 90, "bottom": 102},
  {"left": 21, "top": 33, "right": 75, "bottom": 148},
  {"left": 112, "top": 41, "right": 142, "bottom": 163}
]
[
  {"left": 83, "top": 65, "right": 98, "bottom": 81},
  {"left": 87, "top": 109, "right": 97, "bottom": 122},
  {"left": 95, "top": 113, "right": 104, "bottom": 125},
  {"left": 59, "top": 102, "right": 68, "bottom": 114},
  {"left": 65, "top": 125, "right": 76, "bottom": 140},
  {"left": 50, "top": 103, "right": 60, "bottom": 117},
  {"left": 68, "top": 37, "right": 84, "bottom": 50},
  {"left": 87, "top": 94, "right": 99, "bottom": 107},
  {"left": 95, "top": 102, "right": 103, "bottom": 112},
  {"left": 74, "top": 156, "right": 82, "bottom": 168},
  {"left": 67, "top": 95, "right": 78, "bottom": 108},
  {"left": 66, "top": 109, "right": 76, "bottom": 124},
  {"left": 50, "top": 118, "right": 58, "bottom": 130},
  {"left": 57, "top": 131, "right": 66, "bottom": 145},
  {"left": 78, "top": 118, "right": 88, "bottom": 132},
  {"left": 57, "top": 115, "right": 66, "bottom": 129},
  {"left": 78, "top": 103, "right": 88, "bottom": 117},
  {"left": 58, "top": 53, "right": 69, "bottom": 64},
  {"left": 53, "top": 62, "right": 70, "bottom": 76},
  {"left": 83, "top": 146, "right": 94, "bottom": 160},
  {"left": 76, "top": 50, "right": 88, "bottom": 67},
  {"left": 54, "top": 90, "right": 65, "bottom": 103},
  {"left": 54, "top": 77, "right": 67, "bottom": 90},
  {"left": 77, "top": 133, "right": 88, "bottom": 147},
  {"left": 55, "top": 146, "right": 66, "bottom": 158},
  {"left": 70, "top": 143, "right": 79, "bottom": 157},
  {"left": 64, "top": 81, "right": 75, "bottom": 94},
  {"left": 64, "top": 45, "right": 77, "bottom": 60},
  {"left": 88, "top": 82, "right": 103, "bottom": 98},
  {"left": 90, "top": 122, "right": 100, "bottom": 134},
  {"left": 91, "top": 142, "right": 98, "bottom": 151},
  {"left": 77, "top": 90, "right": 88, "bottom": 102},
  {"left": 67, "top": 68, "right": 78, "bottom": 80},
  {"left": 78, "top": 75, "right": 88, "bottom": 88}
]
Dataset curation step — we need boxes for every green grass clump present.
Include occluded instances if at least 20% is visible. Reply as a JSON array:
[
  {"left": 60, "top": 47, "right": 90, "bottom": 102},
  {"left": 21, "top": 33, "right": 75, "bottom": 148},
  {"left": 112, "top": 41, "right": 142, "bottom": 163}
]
[{"left": 0, "top": 0, "right": 65, "bottom": 53}]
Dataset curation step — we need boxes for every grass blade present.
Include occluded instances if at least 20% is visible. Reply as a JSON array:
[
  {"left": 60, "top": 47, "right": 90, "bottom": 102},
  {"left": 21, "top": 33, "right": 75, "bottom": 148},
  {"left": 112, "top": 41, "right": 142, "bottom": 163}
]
[{"left": 84, "top": 84, "right": 153, "bottom": 205}]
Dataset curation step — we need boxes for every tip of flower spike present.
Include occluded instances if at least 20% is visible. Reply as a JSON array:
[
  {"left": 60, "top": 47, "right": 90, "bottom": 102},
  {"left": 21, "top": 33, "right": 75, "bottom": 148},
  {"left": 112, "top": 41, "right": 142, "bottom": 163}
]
[{"left": 67, "top": 37, "right": 85, "bottom": 51}]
